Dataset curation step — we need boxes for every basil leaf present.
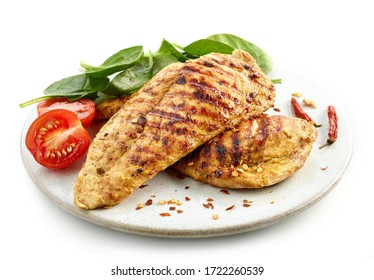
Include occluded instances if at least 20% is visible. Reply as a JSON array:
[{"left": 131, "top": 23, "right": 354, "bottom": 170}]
[
  {"left": 103, "top": 53, "right": 154, "bottom": 96},
  {"left": 152, "top": 53, "right": 179, "bottom": 75},
  {"left": 80, "top": 46, "right": 144, "bottom": 78},
  {"left": 44, "top": 74, "right": 109, "bottom": 96},
  {"left": 157, "top": 39, "right": 187, "bottom": 62},
  {"left": 183, "top": 39, "right": 234, "bottom": 56},
  {"left": 207, "top": 34, "right": 273, "bottom": 74}
]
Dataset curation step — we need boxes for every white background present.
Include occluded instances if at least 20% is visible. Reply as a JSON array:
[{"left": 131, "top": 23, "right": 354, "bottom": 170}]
[{"left": 2, "top": 0, "right": 373, "bottom": 279}]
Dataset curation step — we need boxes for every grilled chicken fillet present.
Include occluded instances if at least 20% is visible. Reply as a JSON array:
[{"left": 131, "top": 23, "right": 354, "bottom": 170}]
[
  {"left": 74, "top": 50, "right": 275, "bottom": 209},
  {"left": 174, "top": 115, "right": 317, "bottom": 189}
]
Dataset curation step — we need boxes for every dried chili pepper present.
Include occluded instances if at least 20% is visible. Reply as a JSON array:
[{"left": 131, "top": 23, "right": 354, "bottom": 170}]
[
  {"left": 291, "top": 97, "right": 321, "bottom": 127},
  {"left": 319, "top": 105, "right": 338, "bottom": 149}
]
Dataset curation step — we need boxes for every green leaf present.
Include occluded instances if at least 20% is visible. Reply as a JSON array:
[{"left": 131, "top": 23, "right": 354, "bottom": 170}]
[
  {"left": 103, "top": 53, "right": 154, "bottom": 96},
  {"left": 152, "top": 53, "right": 179, "bottom": 76},
  {"left": 80, "top": 46, "right": 144, "bottom": 78},
  {"left": 183, "top": 39, "right": 234, "bottom": 56},
  {"left": 271, "top": 78, "right": 282, "bottom": 84},
  {"left": 157, "top": 39, "right": 187, "bottom": 62},
  {"left": 43, "top": 74, "right": 109, "bottom": 96},
  {"left": 207, "top": 34, "right": 273, "bottom": 74},
  {"left": 103, "top": 52, "right": 180, "bottom": 96},
  {"left": 19, "top": 95, "right": 58, "bottom": 108}
]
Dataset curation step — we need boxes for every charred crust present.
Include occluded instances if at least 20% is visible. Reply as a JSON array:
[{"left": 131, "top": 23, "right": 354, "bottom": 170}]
[
  {"left": 214, "top": 170, "right": 222, "bottom": 178},
  {"left": 231, "top": 131, "right": 242, "bottom": 166},
  {"left": 96, "top": 167, "right": 105, "bottom": 175},
  {"left": 203, "top": 61, "right": 215, "bottom": 67},
  {"left": 176, "top": 76, "right": 186, "bottom": 84},
  {"left": 216, "top": 143, "right": 226, "bottom": 163}
]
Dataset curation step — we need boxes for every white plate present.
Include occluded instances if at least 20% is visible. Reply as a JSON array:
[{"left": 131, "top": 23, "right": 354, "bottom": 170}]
[{"left": 20, "top": 68, "right": 353, "bottom": 238}]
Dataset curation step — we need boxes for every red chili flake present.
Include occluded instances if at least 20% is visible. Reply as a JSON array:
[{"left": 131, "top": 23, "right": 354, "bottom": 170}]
[
  {"left": 185, "top": 186, "right": 190, "bottom": 190},
  {"left": 207, "top": 198, "right": 214, "bottom": 202},
  {"left": 145, "top": 199, "right": 153, "bottom": 206},
  {"left": 273, "top": 107, "right": 281, "bottom": 112},
  {"left": 185, "top": 196, "right": 191, "bottom": 201},
  {"left": 139, "top": 184, "right": 148, "bottom": 189},
  {"left": 159, "top": 213, "right": 171, "bottom": 217},
  {"left": 135, "top": 207, "right": 142, "bottom": 210},
  {"left": 177, "top": 210, "right": 183, "bottom": 214},
  {"left": 220, "top": 189, "right": 230, "bottom": 195},
  {"left": 225, "top": 205, "right": 235, "bottom": 211},
  {"left": 243, "top": 203, "right": 252, "bottom": 207},
  {"left": 203, "top": 203, "right": 214, "bottom": 209},
  {"left": 169, "top": 206, "right": 176, "bottom": 211},
  {"left": 320, "top": 166, "right": 328, "bottom": 171}
]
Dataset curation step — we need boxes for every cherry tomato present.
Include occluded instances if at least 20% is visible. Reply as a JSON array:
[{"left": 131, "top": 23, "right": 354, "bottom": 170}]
[
  {"left": 37, "top": 98, "right": 95, "bottom": 128},
  {"left": 26, "top": 109, "right": 91, "bottom": 169}
]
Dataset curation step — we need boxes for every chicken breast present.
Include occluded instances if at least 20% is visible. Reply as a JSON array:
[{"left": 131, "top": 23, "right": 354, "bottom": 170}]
[
  {"left": 173, "top": 115, "right": 317, "bottom": 189},
  {"left": 74, "top": 50, "right": 275, "bottom": 209},
  {"left": 94, "top": 96, "right": 131, "bottom": 121}
]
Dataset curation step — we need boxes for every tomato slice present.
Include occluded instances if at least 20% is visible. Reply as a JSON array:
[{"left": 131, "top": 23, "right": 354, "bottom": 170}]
[
  {"left": 37, "top": 98, "right": 95, "bottom": 128},
  {"left": 26, "top": 109, "right": 91, "bottom": 169}
]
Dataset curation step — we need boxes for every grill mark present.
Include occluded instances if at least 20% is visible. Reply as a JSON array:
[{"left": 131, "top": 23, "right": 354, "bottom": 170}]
[
  {"left": 138, "top": 114, "right": 147, "bottom": 126},
  {"left": 211, "top": 58, "right": 225, "bottom": 65},
  {"left": 183, "top": 56, "right": 259, "bottom": 111},
  {"left": 202, "top": 61, "right": 215, "bottom": 67},
  {"left": 148, "top": 109, "right": 185, "bottom": 123},
  {"left": 216, "top": 140, "right": 227, "bottom": 164},
  {"left": 200, "top": 143, "right": 212, "bottom": 170},
  {"left": 256, "top": 117, "right": 270, "bottom": 147},
  {"left": 231, "top": 131, "right": 242, "bottom": 166},
  {"left": 189, "top": 79, "right": 239, "bottom": 111},
  {"left": 175, "top": 76, "right": 186, "bottom": 84},
  {"left": 187, "top": 56, "right": 247, "bottom": 83},
  {"left": 180, "top": 65, "right": 202, "bottom": 75},
  {"left": 147, "top": 100, "right": 224, "bottom": 134}
]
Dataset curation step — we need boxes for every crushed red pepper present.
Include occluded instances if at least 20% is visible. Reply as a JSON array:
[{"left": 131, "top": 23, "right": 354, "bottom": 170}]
[
  {"left": 226, "top": 205, "right": 235, "bottom": 211},
  {"left": 203, "top": 203, "right": 214, "bottom": 209},
  {"left": 145, "top": 199, "right": 153, "bottom": 206},
  {"left": 160, "top": 213, "right": 171, "bottom": 217}
]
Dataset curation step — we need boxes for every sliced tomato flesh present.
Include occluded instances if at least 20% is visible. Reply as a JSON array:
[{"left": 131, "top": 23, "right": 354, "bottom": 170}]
[
  {"left": 37, "top": 98, "right": 95, "bottom": 128},
  {"left": 26, "top": 109, "right": 90, "bottom": 169}
]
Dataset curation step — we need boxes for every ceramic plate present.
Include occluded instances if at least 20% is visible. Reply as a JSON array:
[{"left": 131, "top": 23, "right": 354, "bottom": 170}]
[{"left": 20, "top": 67, "right": 353, "bottom": 238}]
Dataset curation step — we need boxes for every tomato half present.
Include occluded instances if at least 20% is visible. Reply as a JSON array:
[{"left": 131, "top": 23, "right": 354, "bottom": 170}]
[
  {"left": 37, "top": 98, "right": 95, "bottom": 128},
  {"left": 26, "top": 109, "right": 91, "bottom": 169}
]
